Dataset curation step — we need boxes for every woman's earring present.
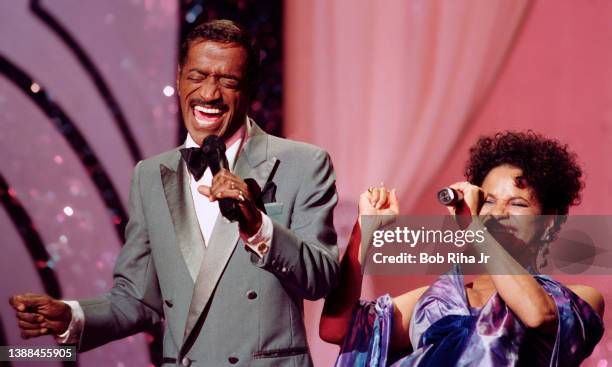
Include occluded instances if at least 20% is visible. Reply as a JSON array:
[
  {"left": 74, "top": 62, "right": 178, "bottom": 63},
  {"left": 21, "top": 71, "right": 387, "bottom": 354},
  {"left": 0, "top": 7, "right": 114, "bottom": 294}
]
[
  {"left": 540, "top": 230, "right": 552, "bottom": 243},
  {"left": 538, "top": 242, "right": 550, "bottom": 269}
]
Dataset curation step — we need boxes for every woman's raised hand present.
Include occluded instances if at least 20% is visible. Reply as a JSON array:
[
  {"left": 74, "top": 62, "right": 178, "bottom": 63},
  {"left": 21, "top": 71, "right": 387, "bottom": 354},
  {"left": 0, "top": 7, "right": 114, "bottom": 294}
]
[
  {"left": 445, "top": 181, "right": 485, "bottom": 216},
  {"left": 358, "top": 186, "right": 399, "bottom": 226}
]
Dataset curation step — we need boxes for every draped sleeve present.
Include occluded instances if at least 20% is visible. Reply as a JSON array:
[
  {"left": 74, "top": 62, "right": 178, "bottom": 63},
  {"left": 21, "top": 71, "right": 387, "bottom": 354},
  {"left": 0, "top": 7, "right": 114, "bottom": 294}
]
[
  {"left": 334, "top": 294, "right": 394, "bottom": 367},
  {"left": 535, "top": 276, "right": 604, "bottom": 366}
]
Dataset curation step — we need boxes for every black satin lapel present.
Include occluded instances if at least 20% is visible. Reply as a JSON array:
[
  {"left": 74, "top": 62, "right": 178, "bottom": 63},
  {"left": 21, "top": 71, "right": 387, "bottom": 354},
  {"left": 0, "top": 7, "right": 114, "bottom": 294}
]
[{"left": 160, "top": 162, "right": 205, "bottom": 282}]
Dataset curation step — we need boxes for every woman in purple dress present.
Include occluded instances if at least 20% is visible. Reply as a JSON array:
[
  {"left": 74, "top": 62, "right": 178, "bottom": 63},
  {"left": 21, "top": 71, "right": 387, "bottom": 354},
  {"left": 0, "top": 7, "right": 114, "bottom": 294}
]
[{"left": 320, "top": 131, "right": 604, "bottom": 366}]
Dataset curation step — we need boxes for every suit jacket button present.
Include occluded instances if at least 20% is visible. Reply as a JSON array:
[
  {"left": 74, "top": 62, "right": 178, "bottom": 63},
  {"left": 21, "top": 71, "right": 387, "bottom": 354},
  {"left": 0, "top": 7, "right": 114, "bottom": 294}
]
[
  {"left": 228, "top": 356, "right": 239, "bottom": 364},
  {"left": 246, "top": 290, "right": 257, "bottom": 300},
  {"left": 181, "top": 357, "right": 191, "bottom": 366},
  {"left": 281, "top": 266, "right": 288, "bottom": 273}
]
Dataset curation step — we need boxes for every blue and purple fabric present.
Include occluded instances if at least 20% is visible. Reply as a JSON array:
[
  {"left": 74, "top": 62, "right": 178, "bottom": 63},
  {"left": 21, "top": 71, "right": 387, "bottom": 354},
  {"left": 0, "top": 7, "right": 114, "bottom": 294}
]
[{"left": 334, "top": 266, "right": 603, "bottom": 367}]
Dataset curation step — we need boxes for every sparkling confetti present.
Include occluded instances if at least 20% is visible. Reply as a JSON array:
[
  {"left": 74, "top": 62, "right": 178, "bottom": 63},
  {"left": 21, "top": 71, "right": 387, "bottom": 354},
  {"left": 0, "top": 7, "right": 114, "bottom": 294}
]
[
  {"left": 30, "top": 82, "right": 41, "bottom": 93},
  {"left": 63, "top": 206, "right": 74, "bottom": 216},
  {"left": 162, "top": 85, "right": 175, "bottom": 97}
]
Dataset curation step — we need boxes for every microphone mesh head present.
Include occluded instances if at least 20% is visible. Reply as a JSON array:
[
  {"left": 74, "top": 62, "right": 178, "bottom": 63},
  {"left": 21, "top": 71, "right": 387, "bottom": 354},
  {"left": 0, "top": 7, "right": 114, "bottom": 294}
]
[{"left": 437, "top": 188, "right": 457, "bottom": 206}]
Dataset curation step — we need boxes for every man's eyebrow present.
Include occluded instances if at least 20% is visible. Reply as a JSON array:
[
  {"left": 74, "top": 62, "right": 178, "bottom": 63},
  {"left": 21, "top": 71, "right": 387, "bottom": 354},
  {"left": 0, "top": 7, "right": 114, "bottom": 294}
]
[
  {"left": 186, "top": 69, "right": 241, "bottom": 80},
  {"left": 216, "top": 73, "right": 241, "bottom": 80},
  {"left": 186, "top": 68, "right": 206, "bottom": 75}
]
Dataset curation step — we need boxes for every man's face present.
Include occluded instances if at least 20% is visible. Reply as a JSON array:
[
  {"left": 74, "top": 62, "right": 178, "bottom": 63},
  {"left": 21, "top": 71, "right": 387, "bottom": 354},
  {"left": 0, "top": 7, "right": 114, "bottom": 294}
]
[{"left": 177, "top": 40, "right": 250, "bottom": 145}]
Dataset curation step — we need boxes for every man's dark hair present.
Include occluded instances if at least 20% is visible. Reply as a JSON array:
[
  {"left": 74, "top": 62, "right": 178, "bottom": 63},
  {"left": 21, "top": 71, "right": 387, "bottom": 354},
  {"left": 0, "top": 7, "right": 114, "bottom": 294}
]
[
  {"left": 465, "top": 130, "right": 584, "bottom": 215},
  {"left": 179, "top": 19, "right": 261, "bottom": 95}
]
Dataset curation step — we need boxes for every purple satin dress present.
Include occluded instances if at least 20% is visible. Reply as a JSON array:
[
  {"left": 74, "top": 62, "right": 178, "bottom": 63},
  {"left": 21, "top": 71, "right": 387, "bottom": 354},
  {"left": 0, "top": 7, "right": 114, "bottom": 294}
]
[{"left": 334, "top": 266, "right": 603, "bottom": 367}]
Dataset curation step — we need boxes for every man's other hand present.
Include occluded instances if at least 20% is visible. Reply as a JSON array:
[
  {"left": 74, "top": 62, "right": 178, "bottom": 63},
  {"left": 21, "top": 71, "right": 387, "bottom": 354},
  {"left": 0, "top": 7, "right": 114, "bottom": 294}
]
[
  {"left": 198, "top": 169, "right": 263, "bottom": 236},
  {"left": 8, "top": 293, "right": 72, "bottom": 339}
]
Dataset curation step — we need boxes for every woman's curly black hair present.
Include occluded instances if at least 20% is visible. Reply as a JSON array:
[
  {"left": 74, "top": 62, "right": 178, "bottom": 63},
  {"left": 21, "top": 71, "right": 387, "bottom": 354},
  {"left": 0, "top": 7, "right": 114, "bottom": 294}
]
[{"left": 465, "top": 131, "right": 584, "bottom": 215}]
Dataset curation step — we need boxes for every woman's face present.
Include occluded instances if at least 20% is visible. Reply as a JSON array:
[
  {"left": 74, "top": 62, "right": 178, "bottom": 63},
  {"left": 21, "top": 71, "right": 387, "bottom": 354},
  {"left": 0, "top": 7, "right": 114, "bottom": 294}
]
[{"left": 479, "top": 165, "right": 547, "bottom": 250}]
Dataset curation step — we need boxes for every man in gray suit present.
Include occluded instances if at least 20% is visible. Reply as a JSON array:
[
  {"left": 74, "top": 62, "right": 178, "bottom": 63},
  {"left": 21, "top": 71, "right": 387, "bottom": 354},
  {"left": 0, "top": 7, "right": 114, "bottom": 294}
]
[{"left": 9, "top": 20, "right": 339, "bottom": 366}]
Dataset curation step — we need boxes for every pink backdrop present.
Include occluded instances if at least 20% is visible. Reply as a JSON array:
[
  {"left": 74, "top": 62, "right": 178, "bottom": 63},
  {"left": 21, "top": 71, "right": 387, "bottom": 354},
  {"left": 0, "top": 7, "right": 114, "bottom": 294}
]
[
  {"left": 0, "top": 1, "right": 178, "bottom": 366},
  {"left": 285, "top": 1, "right": 612, "bottom": 366},
  {"left": 1, "top": 1, "right": 610, "bottom": 366}
]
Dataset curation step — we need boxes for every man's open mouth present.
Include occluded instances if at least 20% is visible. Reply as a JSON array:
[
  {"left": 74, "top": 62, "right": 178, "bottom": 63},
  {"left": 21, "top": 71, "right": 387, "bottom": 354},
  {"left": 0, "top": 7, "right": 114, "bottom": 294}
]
[{"left": 193, "top": 105, "right": 225, "bottom": 127}]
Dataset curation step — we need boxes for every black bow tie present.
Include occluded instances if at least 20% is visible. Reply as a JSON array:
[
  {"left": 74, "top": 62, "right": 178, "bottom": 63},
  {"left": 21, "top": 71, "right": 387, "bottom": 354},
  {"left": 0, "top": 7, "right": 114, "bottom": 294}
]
[{"left": 180, "top": 147, "right": 209, "bottom": 180}]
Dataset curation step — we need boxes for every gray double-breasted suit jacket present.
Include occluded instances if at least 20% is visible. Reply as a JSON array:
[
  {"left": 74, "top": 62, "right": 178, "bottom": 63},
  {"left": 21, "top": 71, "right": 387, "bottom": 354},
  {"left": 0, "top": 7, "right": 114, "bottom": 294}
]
[{"left": 76, "top": 121, "right": 339, "bottom": 366}]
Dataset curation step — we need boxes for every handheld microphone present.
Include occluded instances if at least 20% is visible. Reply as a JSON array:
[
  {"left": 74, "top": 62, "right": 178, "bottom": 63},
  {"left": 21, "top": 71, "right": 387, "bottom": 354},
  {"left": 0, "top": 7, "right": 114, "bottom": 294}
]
[
  {"left": 437, "top": 187, "right": 463, "bottom": 206},
  {"left": 202, "top": 135, "right": 242, "bottom": 222}
]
